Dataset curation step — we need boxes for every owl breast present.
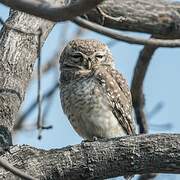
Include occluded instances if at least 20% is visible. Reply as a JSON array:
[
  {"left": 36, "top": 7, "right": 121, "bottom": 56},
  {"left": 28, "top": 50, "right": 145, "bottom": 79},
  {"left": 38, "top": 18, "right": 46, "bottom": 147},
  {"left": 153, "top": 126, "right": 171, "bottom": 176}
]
[{"left": 60, "top": 76, "right": 126, "bottom": 140}]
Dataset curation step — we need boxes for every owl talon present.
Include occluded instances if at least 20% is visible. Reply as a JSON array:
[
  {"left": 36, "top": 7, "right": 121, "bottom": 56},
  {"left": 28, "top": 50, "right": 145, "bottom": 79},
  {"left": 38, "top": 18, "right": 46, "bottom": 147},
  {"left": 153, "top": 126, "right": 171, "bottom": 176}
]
[{"left": 81, "top": 136, "right": 98, "bottom": 144}]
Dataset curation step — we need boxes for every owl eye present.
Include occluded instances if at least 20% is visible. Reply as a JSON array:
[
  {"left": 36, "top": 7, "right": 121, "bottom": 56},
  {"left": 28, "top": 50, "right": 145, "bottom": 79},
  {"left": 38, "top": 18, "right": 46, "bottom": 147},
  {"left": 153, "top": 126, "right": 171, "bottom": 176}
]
[
  {"left": 95, "top": 54, "right": 105, "bottom": 61},
  {"left": 71, "top": 54, "right": 82, "bottom": 58},
  {"left": 71, "top": 53, "right": 83, "bottom": 62},
  {"left": 96, "top": 55, "right": 103, "bottom": 58}
]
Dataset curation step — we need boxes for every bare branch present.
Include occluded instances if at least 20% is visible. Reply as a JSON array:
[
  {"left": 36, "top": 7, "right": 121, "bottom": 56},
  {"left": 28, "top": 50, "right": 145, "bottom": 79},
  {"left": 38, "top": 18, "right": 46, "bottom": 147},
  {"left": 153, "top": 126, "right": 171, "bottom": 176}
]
[
  {"left": 0, "top": 158, "right": 37, "bottom": 180},
  {"left": 14, "top": 82, "right": 59, "bottom": 132},
  {"left": 147, "top": 102, "right": 164, "bottom": 120},
  {"left": 36, "top": 29, "right": 43, "bottom": 139},
  {"left": 0, "top": 0, "right": 104, "bottom": 22},
  {"left": 84, "top": 0, "right": 180, "bottom": 38},
  {"left": 0, "top": 7, "right": 57, "bottom": 148},
  {"left": 2, "top": 0, "right": 180, "bottom": 39},
  {"left": 131, "top": 43, "right": 158, "bottom": 133},
  {"left": 0, "top": 134, "right": 180, "bottom": 179},
  {"left": 74, "top": 17, "right": 180, "bottom": 47}
]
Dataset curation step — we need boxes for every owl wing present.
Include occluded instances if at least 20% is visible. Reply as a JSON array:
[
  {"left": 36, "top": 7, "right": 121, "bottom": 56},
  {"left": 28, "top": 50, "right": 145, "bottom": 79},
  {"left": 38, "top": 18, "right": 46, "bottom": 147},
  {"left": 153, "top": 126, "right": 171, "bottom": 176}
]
[{"left": 95, "top": 67, "right": 136, "bottom": 135}]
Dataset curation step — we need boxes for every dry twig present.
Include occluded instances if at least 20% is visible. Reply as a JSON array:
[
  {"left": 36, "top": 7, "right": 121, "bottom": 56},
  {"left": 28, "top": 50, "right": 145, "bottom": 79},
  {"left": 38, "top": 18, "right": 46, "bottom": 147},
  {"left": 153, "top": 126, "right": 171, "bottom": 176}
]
[
  {"left": 14, "top": 83, "right": 59, "bottom": 132},
  {"left": 0, "top": 158, "right": 37, "bottom": 180},
  {"left": 36, "top": 28, "right": 43, "bottom": 139},
  {"left": 131, "top": 43, "right": 157, "bottom": 133}
]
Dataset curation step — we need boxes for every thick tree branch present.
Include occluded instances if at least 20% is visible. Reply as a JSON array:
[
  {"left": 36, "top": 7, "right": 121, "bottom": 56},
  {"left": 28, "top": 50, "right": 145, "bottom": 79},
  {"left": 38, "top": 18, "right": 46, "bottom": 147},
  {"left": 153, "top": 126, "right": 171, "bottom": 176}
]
[
  {"left": 85, "top": 0, "right": 180, "bottom": 38},
  {"left": 0, "top": 134, "right": 179, "bottom": 179},
  {"left": 0, "top": 0, "right": 60, "bottom": 144},
  {"left": 0, "top": 0, "right": 104, "bottom": 22},
  {"left": 2, "top": 0, "right": 180, "bottom": 39}
]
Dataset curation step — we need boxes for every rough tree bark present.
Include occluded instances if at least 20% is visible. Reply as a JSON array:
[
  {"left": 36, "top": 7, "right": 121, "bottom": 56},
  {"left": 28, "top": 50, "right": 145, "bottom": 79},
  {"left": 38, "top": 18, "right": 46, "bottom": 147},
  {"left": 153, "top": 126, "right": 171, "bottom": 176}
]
[
  {"left": 0, "top": 0, "right": 179, "bottom": 179},
  {"left": 0, "top": 5, "right": 57, "bottom": 147},
  {"left": 0, "top": 0, "right": 104, "bottom": 22},
  {"left": 0, "top": 134, "right": 179, "bottom": 179},
  {"left": 85, "top": 0, "right": 180, "bottom": 38},
  {"left": 2, "top": 0, "right": 180, "bottom": 38}
]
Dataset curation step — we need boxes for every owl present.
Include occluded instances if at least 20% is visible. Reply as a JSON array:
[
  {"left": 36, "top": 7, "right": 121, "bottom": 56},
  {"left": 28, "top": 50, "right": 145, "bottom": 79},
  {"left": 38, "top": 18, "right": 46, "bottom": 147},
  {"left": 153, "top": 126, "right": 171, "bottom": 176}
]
[{"left": 59, "top": 39, "right": 136, "bottom": 140}]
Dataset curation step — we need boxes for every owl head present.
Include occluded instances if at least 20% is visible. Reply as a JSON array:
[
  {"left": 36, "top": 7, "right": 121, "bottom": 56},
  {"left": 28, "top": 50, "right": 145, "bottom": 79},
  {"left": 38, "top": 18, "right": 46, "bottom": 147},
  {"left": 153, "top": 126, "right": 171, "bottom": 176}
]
[{"left": 60, "top": 39, "right": 114, "bottom": 72}]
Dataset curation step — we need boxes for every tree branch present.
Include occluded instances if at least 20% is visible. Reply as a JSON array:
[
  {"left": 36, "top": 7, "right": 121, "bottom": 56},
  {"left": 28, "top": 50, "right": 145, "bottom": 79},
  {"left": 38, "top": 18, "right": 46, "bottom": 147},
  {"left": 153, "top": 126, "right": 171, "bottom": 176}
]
[
  {"left": 74, "top": 17, "right": 180, "bottom": 47},
  {"left": 84, "top": 0, "right": 180, "bottom": 38},
  {"left": 0, "top": 134, "right": 179, "bottom": 179},
  {"left": 14, "top": 82, "right": 59, "bottom": 132},
  {"left": 2, "top": 0, "right": 180, "bottom": 39},
  {"left": 0, "top": 158, "right": 37, "bottom": 180},
  {"left": 0, "top": 1, "right": 58, "bottom": 144},
  {"left": 131, "top": 44, "right": 158, "bottom": 133},
  {"left": 0, "top": 0, "right": 104, "bottom": 22}
]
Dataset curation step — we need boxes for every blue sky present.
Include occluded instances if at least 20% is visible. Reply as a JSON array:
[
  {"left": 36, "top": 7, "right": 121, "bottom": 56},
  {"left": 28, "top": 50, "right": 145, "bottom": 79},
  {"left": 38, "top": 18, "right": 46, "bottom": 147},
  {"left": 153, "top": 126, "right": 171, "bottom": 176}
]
[{"left": 0, "top": 3, "right": 180, "bottom": 180}]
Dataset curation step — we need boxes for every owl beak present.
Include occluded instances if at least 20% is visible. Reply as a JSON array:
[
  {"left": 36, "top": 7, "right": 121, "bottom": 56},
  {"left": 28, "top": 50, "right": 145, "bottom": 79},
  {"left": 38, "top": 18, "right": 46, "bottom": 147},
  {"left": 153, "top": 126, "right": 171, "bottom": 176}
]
[{"left": 86, "top": 58, "right": 92, "bottom": 70}]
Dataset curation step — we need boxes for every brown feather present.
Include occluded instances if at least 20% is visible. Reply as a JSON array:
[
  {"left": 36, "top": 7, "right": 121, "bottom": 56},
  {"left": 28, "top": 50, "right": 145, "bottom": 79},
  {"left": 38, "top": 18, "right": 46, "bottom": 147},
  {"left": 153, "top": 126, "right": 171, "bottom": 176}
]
[{"left": 94, "top": 66, "right": 136, "bottom": 135}]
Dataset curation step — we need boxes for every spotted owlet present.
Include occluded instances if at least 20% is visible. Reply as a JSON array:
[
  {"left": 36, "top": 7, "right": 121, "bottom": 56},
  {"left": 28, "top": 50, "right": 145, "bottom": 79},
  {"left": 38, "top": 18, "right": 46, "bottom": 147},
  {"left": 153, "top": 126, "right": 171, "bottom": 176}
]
[{"left": 59, "top": 39, "right": 136, "bottom": 140}]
